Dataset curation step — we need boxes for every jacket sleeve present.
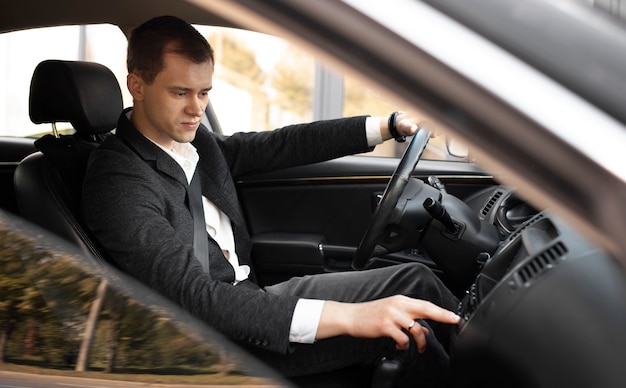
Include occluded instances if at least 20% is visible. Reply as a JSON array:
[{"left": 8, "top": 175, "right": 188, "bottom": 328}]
[
  {"left": 203, "top": 116, "right": 372, "bottom": 177},
  {"left": 82, "top": 144, "right": 299, "bottom": 354}
]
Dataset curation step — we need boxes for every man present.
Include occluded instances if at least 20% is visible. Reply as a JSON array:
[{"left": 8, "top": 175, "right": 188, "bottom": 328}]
[{"left": 82, "top": 15, "right": 460, "bottom": 386}]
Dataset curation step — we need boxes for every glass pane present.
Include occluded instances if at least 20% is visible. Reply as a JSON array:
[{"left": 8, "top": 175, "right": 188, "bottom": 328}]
[
  {"left": 83, "top": 25, "right": 131, "bottom": 107},
  {"left": 197, "top": 26, "right": 315, "bottom": 135},
  {"left": 0, "top": 25, "right": 128, "bottom": 138},
  {"left": 343, "top": 73, "right": 464, "bottom": 161},
  {"left": 0, "top": 211, "right": 285, "bottom": 386}
]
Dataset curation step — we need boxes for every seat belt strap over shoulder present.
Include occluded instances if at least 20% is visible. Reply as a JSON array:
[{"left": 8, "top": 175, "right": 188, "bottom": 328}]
[{"left": 188, "top": 168, "right": 210, "bottom": 275}]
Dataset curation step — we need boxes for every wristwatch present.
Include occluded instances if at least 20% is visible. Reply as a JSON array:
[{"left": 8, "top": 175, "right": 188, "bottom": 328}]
[{"left": 388, "top": 111, "right": 406, "bottom": 142}]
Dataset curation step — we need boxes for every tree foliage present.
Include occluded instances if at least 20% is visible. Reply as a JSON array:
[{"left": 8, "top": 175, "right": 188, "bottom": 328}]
[
  {"left": 0, "top": 220, "right": 222, "bottom": 374},
  {"left": 271, "top": 45, "right": 314, "bottom": 120},
  {"left": 208, "top": 31, "right": 266, "bottom": 92}
]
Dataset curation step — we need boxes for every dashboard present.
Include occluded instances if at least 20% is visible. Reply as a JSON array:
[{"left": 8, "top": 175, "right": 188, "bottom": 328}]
[{"left": 449, "top": 186, "right": 626, "bottom": 387}]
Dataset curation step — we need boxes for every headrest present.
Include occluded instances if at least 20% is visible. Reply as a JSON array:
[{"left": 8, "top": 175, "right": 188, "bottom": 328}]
[{"left": 29, "top": 60, "right": 123, "bottom": 136}]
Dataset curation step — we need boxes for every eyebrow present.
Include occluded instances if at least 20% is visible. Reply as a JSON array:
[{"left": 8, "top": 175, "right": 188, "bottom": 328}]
[{"left": 169, "top": 86, "right": 213, "bottom": 93}]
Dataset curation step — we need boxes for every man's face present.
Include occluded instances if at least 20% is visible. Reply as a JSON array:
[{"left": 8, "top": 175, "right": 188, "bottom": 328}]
[{"left": 128, "top": 52, "right": 213, "bottom": 149}]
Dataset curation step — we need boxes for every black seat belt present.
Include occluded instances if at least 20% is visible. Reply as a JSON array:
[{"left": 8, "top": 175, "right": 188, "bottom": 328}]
[{"left": 188, "top": 169, "right": 210, "bottom": 274}]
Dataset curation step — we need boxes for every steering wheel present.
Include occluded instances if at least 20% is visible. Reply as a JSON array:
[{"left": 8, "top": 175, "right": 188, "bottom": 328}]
[{"left": 352, "top": 127, "right": 432, "bottom": 270}]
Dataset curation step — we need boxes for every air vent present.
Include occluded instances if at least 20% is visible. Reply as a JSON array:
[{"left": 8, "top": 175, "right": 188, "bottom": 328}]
[
  {"left": 517, "top": 242, "right": 567, "bottom": 284},
  {"left": 506, "top": 213, "right": 545, "bottom": 242},
  {"left": 481, "top": 190, "right": 503, "bottom": 217}
]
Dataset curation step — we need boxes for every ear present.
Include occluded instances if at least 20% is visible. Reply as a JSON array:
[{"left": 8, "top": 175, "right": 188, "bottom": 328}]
[{"left": 127, "top": 73, "right": 145, "bottom": 102}]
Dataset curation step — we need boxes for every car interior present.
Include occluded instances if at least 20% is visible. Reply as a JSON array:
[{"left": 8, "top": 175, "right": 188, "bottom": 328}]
[
  {"left": 8, "top": 56, "right": 625, "bottom": 388},
  {"left": 2, "top": 1, "right": 626, "bottom": 388},
  {"left": 9, "top": 58, "right": 424, "bottom": 387}
]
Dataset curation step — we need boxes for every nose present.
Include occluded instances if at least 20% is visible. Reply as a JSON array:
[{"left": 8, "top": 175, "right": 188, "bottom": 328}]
[{"left": 186, "top": 96, "right": 205, "bottom": 117}]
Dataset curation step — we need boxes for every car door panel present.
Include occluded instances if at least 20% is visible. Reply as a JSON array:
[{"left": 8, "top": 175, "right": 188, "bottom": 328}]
[
  {"left": 0, "top": 137, "right": 36, "bottom": 214},
  {"left": 238, "top": 155, "right": 495, "bottom": 285}
]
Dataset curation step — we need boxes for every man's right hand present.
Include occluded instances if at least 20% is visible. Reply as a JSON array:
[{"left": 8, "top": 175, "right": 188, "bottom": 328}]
[{"left": 316, "top": 295, "right": 461, "bottom": 352}]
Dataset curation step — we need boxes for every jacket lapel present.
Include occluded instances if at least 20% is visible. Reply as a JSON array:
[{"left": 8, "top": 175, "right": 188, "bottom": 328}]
[
  {"left": 193, "top": 127, "right": 252, "bottom": 263},
  {"left": 116, "top": 110, "right": 188, "bottom": 186},
  {"left": 116, "top": 112, "right": 252, "bottom": 265}
]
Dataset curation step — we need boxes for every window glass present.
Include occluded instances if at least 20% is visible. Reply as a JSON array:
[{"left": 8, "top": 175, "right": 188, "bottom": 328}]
[
  {"left": 0, "top": 25, "right": 128, "bottom": 138},
  {"left": 197, "top": 26, "right": 314, "bottom": 135},
  {"left": 0, "top": 213, "right": 282, "bottom": 384},
  {"left": 0, "top": 24, "right": 465, "bottom": 161},
  {"left": 200, "top": 26, "right": 465, "bottom": 161},
  {"left": 343, "top": 74, "right": 463, "bottom": 160},
  {"left": 83, "top": 25, "right": 131, "bottom": 105}
]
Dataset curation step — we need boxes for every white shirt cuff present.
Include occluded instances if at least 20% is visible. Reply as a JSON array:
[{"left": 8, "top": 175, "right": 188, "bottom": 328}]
[
  {"left": 289, "top": 299, "right": 325, "bottom": 343},
  {"left": 365, "top": 116, "right": 383, "bottom": 147}
]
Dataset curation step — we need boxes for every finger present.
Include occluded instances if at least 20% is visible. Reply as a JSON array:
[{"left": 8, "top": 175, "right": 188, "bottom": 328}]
[
  {"left": 397, "top": 118, "right": 418, "bottom": 136},
  {"left": 392, "top": 327, "right": 411, "bottom": 351},
  {"left": 391, "top": 316, "right": 422, "bottom": 351},
  {"left": 412, "top": 300, "right": 461, "bottom": 324},
  {"left": 406, "top": 123, "right": 418, "bottom": 136},
  {"left": 413, "top": 325, "right": 429, "bottom": 353},
  {"left": 404, "top": 320, "right": 429, "bottom": 353}
]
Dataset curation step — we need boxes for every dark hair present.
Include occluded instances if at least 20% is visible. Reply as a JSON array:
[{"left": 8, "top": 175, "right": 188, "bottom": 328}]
[{"left": 127, "top": 15, "right": 214, "bottom": 84}]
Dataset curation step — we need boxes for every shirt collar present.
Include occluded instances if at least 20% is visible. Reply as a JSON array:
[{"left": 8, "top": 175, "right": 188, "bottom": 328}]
[
  {"left": 133, "top": 112, "right": 199, "bottom": 184},
  {"left": 155, "top": 141, "right": 199, "bottom": 184}
]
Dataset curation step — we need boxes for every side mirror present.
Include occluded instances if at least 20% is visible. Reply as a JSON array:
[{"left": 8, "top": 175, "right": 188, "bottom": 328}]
[{"left": 446, "top": 138, "right": 470, "bottom": 159}]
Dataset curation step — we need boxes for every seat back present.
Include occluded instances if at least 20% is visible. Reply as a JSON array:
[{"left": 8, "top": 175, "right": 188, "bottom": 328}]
[{"left": 14, "top": 60, "right": 123, "bottom": 267}]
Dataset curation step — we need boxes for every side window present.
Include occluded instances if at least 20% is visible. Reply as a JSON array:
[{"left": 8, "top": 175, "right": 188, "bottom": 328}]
[
  {"left": 198, "top": 26, "right": 466, "bottom": 161},
  {"left": 343, "top": 73, "right": 462, "bottom": 160},
  {"left": 198, "top": 26, "right": 314, "bottom": 134},
  {"left": 2, "top": 25, "right": 466, "bottom": 161},
  {"left": 0, "top": 25, "right": 128, "bottom": 138}
]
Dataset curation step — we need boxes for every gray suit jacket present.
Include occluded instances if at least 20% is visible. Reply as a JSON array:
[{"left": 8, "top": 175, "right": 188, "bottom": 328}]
[{"left": 82, "top": 108, "right": 372, "bottom": 353}]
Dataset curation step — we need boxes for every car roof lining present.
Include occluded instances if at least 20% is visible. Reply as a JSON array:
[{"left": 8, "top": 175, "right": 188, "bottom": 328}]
[{"left": 0, "top": 0, "right": 241, "bottom": 35}]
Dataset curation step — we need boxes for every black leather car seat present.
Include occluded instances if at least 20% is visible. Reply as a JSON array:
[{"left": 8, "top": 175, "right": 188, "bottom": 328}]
[{"left": 13, "top": 59, "right": 123, "bottom": 269}]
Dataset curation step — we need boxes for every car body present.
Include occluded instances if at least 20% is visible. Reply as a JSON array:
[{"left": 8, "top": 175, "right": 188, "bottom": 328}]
[{"left": 1, "top": 0, "right": 626, "bottom": 387}]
